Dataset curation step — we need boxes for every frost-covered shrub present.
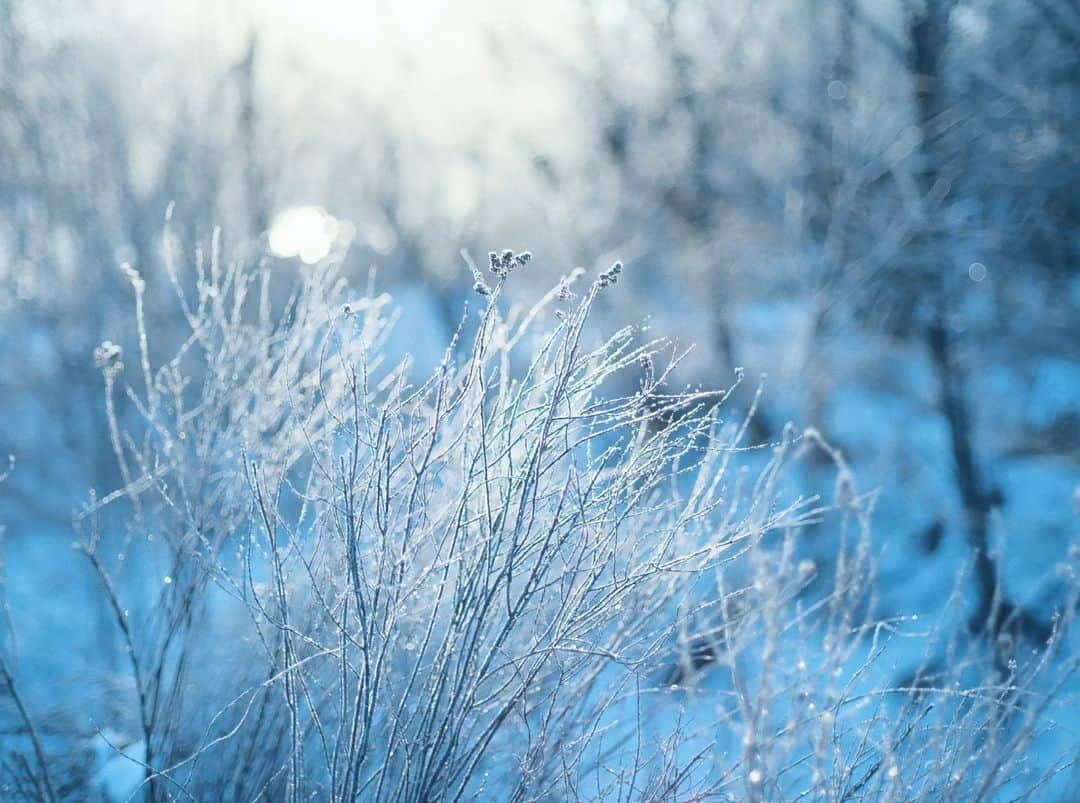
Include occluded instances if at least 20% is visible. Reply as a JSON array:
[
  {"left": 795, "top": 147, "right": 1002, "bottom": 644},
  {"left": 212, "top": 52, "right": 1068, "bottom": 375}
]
[{"left": 2, "top": 244, "right": 1077, "bottom": 802}]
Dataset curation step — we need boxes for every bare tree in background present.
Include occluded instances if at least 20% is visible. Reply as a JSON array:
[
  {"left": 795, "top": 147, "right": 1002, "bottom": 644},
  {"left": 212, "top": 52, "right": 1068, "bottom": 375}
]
[
  {"left": 0, "top": 4, "right": 275, "bottom": 517},
  {"left": 523, "top": 0, "right": 1080, "bottom": 649}
]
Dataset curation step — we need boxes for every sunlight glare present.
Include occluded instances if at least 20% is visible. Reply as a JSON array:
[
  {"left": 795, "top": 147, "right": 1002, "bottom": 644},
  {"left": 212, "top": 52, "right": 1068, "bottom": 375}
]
[{"left": 268, "top": 205, "right": 341, "bottom": 264}]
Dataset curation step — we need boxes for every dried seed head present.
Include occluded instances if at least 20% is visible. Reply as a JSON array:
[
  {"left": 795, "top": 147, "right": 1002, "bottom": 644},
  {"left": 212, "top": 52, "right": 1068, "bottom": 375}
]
[
  {"left": 94, "top": 341, "right": 124, "bottom": 370},
  {"left": 486, "top": 248, "right": 533, "bottom": 278},
  {"left": 596, "top": 260, "right": 625, "bottom": 289},
  {"left": 488, "top": 251, "right": 509, "bottom": 277}
]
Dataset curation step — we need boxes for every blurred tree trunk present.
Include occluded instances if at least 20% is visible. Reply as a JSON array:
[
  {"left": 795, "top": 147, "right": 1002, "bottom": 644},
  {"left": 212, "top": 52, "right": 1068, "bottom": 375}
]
[
  {"left": 805, "top": 0, "right": 855, "bottom": 431},
  {"left": 905, "top": 1, "right": 1021, "bottom": 637},
  {"left": 661, "top": 2, "right": 775, "bottom": 440},
  {"left": 237, "top": 33, "right": 270, "bottom": 241}
]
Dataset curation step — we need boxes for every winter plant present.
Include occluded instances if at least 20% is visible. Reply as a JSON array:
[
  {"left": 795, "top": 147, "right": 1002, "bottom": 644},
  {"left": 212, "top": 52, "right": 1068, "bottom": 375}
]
[{"left": 1, "top": 238, "right": 1077, "bottom": 802}]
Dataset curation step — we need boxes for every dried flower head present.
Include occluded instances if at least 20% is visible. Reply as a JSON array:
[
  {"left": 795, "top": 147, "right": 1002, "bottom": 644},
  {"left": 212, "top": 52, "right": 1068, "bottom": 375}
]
[
  {"left": 469, "top": 253, "right": 495, "bottom": 294},
  {"left": 596, "top": 260, "right": 625, "bottom": 289},
  {"left": 94, "top": 340, "right": 124, "bottom": 370},
  {"left": 489, "top": 248, "right": 532, "bottom": 278}
]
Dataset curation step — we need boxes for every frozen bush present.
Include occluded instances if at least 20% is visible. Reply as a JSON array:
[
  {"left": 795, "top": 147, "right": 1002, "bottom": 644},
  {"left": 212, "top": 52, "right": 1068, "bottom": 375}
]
[{"left": 1, "top": 243, "right": 1077, "bottom": 802}]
